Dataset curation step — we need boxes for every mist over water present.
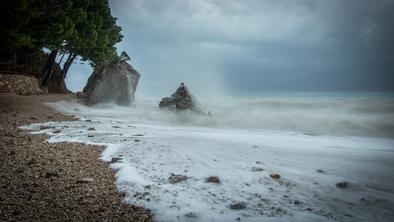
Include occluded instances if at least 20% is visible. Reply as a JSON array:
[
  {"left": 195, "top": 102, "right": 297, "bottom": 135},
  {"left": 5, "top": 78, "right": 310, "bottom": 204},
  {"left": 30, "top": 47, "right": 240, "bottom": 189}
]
[
  {"left": 114, "top": 91, "right": 394, "bottom": 139},
  {"left": 29, "top": 90, "right": 394, "bottom": 222}
]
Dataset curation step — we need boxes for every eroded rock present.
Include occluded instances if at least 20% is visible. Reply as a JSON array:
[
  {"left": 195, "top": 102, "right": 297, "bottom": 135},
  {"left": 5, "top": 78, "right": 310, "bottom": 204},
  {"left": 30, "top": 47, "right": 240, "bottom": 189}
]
[
  {"left": 82, "top": 60, "right": 140, "bottom": 106},
  {"left": 159, "top": 82, "right": 202, "bottom": 113}
]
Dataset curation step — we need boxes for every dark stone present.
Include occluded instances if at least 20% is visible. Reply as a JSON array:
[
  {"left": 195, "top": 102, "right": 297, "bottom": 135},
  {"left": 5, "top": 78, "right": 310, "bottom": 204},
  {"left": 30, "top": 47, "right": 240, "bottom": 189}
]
[
  {"left": 45, "top": 170, "right": 59, "bottom": 178},
  {"left": 53, "top": 129, "right": 61, "bottom": 134},
  {"left": 39, "top": 125, "right": 52, "bottom": 130},
  {"left": 111, "top": 157, "right": 122, "bottom": 163},
  {"left": 229, "top": 202, "right": 246, "bottom": 210},
  {"left": 159, "top": 82, "right": 203, "bottom": 113},
  {"left": 82, "top": 60, "right": 140, "bottom": 106},
  {"left": 184, "top": 212, "right": 198, "bottom": 218},
  {"left": 336, "top": 181, "right": 348, "bottom": 188},
  {"left": 269, "top": 173, "right": 281, "bottom": 179},
  {"left": 87, "top": 127, "right": 96, "bottom": 131},
  {"left": 206, "top": 176, "right": 221, "bottom": 183},
  {"left": 168, "top": 174, "right": 187, "bottom": 184}
]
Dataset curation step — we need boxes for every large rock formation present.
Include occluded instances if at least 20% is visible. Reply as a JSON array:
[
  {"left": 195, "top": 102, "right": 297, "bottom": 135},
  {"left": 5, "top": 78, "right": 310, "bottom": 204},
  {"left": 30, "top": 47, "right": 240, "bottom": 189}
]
[
  {"left": 80, "top": 61, "right": 140, "bottom": 105},
  {"left": 159, "top": 82, "right": 202, "bottom": 112}
]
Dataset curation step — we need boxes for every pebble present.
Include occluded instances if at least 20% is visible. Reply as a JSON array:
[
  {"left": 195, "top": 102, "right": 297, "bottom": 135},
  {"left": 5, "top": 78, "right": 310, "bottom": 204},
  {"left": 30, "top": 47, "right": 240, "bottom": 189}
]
[
  {"left": 270, "top": 173, "right": 281, "bottom": 179},
  {"left": 45, "top": 170, "right": 59, "bottom": 178},
  {"left": 169, "top": 174, "right": 187, "bottom": 184},
  {"left": 206, "top": 176, "right": 221, "bottom": 183},
  {"left": 336, "top": 182, "right": 348, "bottom": 188},
  {"left": 229, "top": 202, "right": 246, "bottom": 210}
]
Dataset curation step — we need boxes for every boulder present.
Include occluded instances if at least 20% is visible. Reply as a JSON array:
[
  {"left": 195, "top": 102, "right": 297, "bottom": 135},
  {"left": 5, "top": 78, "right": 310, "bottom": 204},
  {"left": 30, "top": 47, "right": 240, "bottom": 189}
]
[
  {"left": 81, "top": 60, "right": 140, "bottom": 105},
  {"left": 159, "top": 82, "right": 201, "bottom": 112}
]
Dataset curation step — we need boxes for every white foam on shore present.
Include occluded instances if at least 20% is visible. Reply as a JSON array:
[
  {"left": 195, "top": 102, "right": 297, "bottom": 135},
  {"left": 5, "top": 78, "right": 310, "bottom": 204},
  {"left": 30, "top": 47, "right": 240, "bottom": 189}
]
[{"left": 21, "top": 94, "right": 394, "bottom": 222}]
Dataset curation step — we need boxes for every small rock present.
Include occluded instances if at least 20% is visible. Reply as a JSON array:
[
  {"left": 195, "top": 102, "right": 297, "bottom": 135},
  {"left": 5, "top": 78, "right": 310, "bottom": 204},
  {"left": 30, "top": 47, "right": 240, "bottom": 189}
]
[
  {"left": 206, "top": 176, "right": 221, "bottom": 183},
  {"left": 45, "top": 170, "right": 59, "bottom": 178},
  {"left": 133, "top": 134, "right": 144, "bottom": 136},
  {"left": 88, "top": 135, "right": 94, "bottom": 137},
  {"left": 15, "top": 167, "right": 25, "bottom": 173},
  {"left": 112, "top": 126, "right": 121, "bottom": 128},
  {"left": 134, "top": 139, "right": 140, "bottom": 142},
  {"left": 169, "top": 174, "right": 187, "bottom": 184},
  {"left": 252, "top": 167, "right": 263, "bottom": 172},
  {"left": 111, "top": 157, "right": 122, "bottom": 163},
  {"left": 270, "top": 173, "right": 281, "bottom": 179},
  {"left": 229, "top": 202, "right": 246, "bottom": 210},
  {"left": 87, "top": 127, "right": 96, "bottom": 131},
  {"left": 30, "top": 116, "right": 38, "bottom": 120},
  {"left": 53, "top": 129, "right": 61, "bottom": 134},
  {"left": 185, "top": 212, "right": 198, "bottom": 218},
  {"left": 336, "top": 181, "right": 348, "bottom": 188},
  {"left": 316, "top": 169, "right": 324, "bottom": 173},
  {"left": 255, "top": 161, "right": 261, "bottom": 164},
  {"left": 77, "top": 178, "right": 94, "bottom": 183},
  {"left": 85, "top": 119, "right": 92, "bottom": 122},
  {"left": 294, "top": 200, "right": 300, "bottom": 205},
  {"left": 27, "top": 159, "right": 37, "bottom": 165},
  {"left": 39, "top": 126, "right": 51, "bottom": 130}
]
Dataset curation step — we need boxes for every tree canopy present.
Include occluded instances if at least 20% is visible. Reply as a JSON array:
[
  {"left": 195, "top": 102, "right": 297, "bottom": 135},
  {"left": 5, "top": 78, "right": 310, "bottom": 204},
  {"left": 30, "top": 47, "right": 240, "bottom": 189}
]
[{"left": 0, "top": 0, "right": 124, "bottom": 86}]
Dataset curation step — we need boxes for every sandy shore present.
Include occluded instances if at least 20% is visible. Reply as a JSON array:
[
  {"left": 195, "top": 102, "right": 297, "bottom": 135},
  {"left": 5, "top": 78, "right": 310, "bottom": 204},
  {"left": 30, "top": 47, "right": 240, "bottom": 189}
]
[{"left": 0, "top": 93, "right": 153, "bottom": 221}]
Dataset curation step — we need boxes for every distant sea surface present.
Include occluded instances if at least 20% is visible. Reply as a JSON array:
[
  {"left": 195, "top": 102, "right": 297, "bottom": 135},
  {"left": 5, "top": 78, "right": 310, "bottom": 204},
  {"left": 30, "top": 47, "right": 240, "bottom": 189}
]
[{"left": 23, "top": 91, "right": 394, "bottom": 221}]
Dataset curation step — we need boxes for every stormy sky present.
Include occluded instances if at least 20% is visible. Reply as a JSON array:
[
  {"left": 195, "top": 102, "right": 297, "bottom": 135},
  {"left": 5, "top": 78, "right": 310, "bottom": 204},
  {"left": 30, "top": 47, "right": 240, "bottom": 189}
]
[{"left": 67, "top": 0, "right": 394, "bottom": 95}]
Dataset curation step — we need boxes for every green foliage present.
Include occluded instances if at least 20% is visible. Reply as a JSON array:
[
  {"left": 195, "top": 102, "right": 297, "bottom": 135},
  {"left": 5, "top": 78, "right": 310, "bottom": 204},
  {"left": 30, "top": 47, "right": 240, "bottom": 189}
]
[
  {"left": 120, "top": 51, "right": 131, "bottom": 61},
  {"left": 0, "top": 0, "right": 125, "bottom": 70}
]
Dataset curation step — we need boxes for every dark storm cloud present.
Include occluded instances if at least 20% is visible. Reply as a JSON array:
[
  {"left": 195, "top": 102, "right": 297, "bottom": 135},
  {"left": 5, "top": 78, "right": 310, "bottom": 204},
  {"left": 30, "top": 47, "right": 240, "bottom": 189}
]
[{"left": 105, "top": 0, "right": 394, "bottom": 94}]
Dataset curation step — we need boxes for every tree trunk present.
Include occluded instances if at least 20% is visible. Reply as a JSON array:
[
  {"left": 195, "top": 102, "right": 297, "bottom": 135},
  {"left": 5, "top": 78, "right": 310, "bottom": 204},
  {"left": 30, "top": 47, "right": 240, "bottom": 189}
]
[
  {"left": 41, "top": 50, "right": 58, "bottom": 86},
  {"left": 12, "top": 52, "right": 16, "bottom": 72},
  {"left": 61, "top": 53, "right": 77, "bottom": 80},
  {"left": 58, "top": 52, "right": 66, "bottom": 65}
]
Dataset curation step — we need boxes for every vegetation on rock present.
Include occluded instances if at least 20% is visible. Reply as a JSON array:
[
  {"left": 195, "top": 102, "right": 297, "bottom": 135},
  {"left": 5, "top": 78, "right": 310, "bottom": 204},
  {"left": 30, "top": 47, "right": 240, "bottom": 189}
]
[{"left": 0, "top": 0, "right": 125, "bottom": 90}]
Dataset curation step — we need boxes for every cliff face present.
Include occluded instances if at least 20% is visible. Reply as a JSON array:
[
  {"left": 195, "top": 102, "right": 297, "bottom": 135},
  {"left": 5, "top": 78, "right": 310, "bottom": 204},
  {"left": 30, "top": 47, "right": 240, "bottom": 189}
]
[{"left": 82, "top": 61, "right": 140, "bottom": 105}]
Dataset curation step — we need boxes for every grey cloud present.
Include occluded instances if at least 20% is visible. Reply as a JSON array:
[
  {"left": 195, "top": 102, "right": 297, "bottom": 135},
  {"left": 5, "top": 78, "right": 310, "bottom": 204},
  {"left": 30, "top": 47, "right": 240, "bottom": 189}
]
[{"left": 68, "top": 0, "right": 394, "bottom": 94}]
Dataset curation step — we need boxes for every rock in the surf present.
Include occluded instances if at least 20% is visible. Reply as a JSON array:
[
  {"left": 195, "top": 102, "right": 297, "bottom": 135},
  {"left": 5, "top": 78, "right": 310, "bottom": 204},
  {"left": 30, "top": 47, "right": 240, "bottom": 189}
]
[
  {"left": 81, "top": 60, "right": 140, "bottom": 105},
  {"left": 159, "top": 82, "right": 202, "bottom": 112}
]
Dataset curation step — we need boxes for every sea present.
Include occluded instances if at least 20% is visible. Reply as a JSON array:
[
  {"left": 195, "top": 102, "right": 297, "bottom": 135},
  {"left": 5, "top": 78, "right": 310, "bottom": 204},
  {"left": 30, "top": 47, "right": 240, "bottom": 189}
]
[{"left": 23, "top": 91, "right": 394, "bottom": 222}]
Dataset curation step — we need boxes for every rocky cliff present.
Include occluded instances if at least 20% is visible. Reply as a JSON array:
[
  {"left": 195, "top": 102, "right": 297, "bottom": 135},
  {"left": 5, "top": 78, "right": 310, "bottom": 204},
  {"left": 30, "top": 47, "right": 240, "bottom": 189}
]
[
  {"left": 81, "top": 61, "right": 140, "bottom": 105},
  {"left": 159, "top": 82, "right": 203, "bottom": 113}
]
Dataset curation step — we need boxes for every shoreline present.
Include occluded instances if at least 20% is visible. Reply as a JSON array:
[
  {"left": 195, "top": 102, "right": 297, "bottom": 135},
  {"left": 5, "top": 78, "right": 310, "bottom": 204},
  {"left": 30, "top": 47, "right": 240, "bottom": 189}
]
[{"left": 0, "top": 93, "right": 153, "bottom": 221}]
